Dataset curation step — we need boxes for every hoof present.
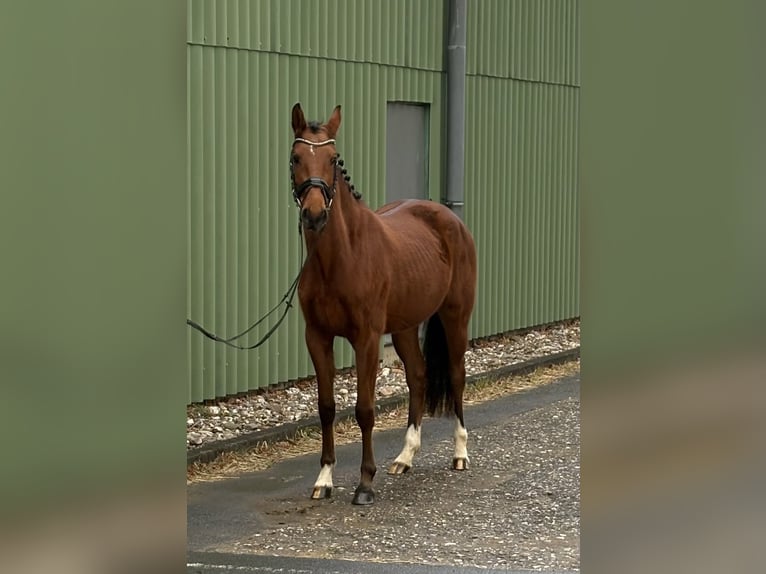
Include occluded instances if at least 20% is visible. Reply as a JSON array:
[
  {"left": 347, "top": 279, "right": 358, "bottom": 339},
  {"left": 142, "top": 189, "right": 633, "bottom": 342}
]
[
  {"left": 352, "top": 486, "right": 375, "bottom": 506},
  {"left": 387, "top": 461, "right": 411, "bottom": 475},
  {"left": 452, "top": 457, "right": 469, "bottom": 471},
  {"left": 311, "top": 486, "right": 332, "bottom": 499}
]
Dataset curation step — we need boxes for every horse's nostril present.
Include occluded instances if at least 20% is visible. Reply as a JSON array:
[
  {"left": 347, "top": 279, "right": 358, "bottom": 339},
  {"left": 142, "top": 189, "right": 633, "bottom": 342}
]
[{"left": 300, "top": 207, "right": 328, "bottom": 231}]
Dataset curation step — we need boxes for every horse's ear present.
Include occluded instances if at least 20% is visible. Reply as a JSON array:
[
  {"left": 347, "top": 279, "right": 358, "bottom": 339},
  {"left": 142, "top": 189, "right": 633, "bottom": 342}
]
[
  {"left": 325, "top": 105, "right": 342, "bottom": 138},
  {"left": 292, "top": 103, "right": 307, "bottom": 137}
]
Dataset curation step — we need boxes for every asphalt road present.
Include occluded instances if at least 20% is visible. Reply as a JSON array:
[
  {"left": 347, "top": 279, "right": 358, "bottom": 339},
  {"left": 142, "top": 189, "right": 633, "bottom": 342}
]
[
  {"left": 188, "top": 374, "right": 580, "bottom": 573},
  {"left": 187, "top": 551, "right": 576, "bottom": 574}
]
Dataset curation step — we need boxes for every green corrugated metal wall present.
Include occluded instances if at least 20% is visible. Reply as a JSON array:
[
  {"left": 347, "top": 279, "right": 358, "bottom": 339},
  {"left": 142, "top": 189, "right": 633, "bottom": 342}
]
[
  {"left": 187, "top": 0, "right": 446, "bottom": 403},
  {"left": 187, "top": 0, "right": 445, "bottom": 70},
  {"left": 467, "top": 0, "right": 580, "bottom": 85},
  {"left": 465, "top": 0, "right": 580, "bottom": 339},
  {"left": 187, "top": 0, "right": 580, "bottom": 403}
]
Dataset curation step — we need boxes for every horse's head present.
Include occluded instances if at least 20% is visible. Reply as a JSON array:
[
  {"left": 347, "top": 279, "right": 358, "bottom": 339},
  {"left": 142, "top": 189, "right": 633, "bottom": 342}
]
[{"left": 290, "top": 103, "right": 342, "bottom": 233}]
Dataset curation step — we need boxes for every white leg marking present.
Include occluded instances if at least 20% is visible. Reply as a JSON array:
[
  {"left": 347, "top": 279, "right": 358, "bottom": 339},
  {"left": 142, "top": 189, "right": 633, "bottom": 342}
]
[
  {"left": 393, "top": 424, "right": 421, "bottom": 468},
  {"left": 454, "top": 421, "right": 469, "bottom": 462},
  {"left": 314, "top": 463, "right": 334, "bottom": 490}
]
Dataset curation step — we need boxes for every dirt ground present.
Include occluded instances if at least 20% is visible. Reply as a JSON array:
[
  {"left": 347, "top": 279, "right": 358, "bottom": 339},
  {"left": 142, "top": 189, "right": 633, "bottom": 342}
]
[{"left": 188, "top": 364, "right": 580, "bottom": 572}]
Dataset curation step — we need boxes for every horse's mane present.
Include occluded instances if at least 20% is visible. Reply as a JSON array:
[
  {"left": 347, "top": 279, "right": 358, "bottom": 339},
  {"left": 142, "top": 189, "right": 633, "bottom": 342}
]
[{"left": 338, "top": 161, "right": 362, "bottom": 201}]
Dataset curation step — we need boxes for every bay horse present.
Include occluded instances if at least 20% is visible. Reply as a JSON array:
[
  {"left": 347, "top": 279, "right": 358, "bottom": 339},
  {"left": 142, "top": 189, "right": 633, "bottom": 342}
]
[{"left": 290, "top": 103, "right": 477, "bottom": 505}]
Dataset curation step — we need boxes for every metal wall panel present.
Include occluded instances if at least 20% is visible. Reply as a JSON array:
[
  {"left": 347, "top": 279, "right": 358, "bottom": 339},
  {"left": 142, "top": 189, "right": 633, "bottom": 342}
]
[
  {"left": 188, "top": 45, "right": 445, "bottom": 402},
  {"left": 188, "top": 0, "right": 580, "bottom": 403},
  {"left": 465, "top": 77, "right": 580, "bottom": 339},
  {"left": 466, "top": 0, "right": 580, "bottom": 85},
  {"left": 187, "top": 0, "right": 444, "bottom": 71},
  {"left": 464, "top": 0, "right": 580, "bottom": 340}
]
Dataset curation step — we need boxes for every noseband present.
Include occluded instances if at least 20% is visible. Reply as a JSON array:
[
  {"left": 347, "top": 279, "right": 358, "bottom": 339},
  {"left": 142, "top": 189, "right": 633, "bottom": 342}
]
[{"left": 290, "top": 138, "right": 338, "bottom": 209}]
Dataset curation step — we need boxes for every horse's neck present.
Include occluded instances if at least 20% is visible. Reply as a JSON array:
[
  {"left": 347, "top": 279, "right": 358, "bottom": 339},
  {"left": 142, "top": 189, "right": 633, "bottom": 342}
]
[{"left": 305, "top": 179, "right": 372, "bottom": 278}]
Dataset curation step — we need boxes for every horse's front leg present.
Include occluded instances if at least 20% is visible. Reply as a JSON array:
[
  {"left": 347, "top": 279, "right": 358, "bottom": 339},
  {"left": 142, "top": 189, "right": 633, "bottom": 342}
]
[
  {"left": 306, "top": 328, "right": 336, "bottom": 499},
  {"left": 351, "top": 333, "right": 381, "bottom": 505}
]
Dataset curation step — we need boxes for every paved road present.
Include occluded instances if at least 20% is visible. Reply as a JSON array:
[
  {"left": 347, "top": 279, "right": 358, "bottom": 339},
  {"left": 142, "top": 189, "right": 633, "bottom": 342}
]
[
  {"left": 187, "top": 551, "right": 576, "bottom": 573},
  {"left": 188, "top": 374, "right": 580, "bottom": 573}
]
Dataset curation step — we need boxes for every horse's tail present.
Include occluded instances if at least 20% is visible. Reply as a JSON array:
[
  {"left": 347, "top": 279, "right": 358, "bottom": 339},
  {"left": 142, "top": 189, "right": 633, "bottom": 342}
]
[{"left": 424, "top": 313, "right": 454, "bottom": 417}]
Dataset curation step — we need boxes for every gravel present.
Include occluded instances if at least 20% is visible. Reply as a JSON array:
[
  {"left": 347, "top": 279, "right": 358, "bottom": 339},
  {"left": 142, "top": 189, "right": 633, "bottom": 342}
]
[
  {"left": 187, "top": 320, "right": 579, "bottom": 449},
  {"left": 225, "top": 393, "right": 581, "bottom": 571}
]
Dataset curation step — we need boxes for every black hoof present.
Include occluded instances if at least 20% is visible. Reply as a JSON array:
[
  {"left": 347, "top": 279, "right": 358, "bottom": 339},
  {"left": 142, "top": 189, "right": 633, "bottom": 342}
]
[{"left": 352, "top": 486, "right": 375, "bottom": 506}]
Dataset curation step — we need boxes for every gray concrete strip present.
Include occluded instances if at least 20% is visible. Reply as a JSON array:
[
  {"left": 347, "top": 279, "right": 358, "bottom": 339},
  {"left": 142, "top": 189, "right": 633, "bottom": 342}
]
[
  {"left": 187, "top": 550, "right": 578, "bottom": 573},
  {"left": 188, "top": 347, "right": 579, "bottom": 466}
]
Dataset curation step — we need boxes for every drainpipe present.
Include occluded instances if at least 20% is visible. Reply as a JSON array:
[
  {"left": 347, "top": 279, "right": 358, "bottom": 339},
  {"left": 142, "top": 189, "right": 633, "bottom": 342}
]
[{"left": 445, "top": 0, "right": 467, "bottom": 220}]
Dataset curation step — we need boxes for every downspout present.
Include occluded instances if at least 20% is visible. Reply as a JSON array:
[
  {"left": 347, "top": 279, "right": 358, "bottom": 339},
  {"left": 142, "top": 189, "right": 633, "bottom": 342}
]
[{"left": 445, "top": 0, "right": 467, "bottom": 220}]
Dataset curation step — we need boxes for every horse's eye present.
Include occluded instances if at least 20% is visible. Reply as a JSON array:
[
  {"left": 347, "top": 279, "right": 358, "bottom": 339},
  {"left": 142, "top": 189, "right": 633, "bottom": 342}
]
[
  {"left": 291, "top": 153, "right": 300, "bottom": 165},
  {"left": 330, "top": 156, "right": 337, "bottom": 165}
]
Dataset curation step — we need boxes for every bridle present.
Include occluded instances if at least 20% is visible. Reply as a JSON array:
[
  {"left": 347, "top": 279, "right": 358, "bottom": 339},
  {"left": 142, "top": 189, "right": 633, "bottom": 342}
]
[
  {"left": 186, "top": 137, "right": 356, "bottom": 351},
  {"left": 290, "top": 138, "right": 338, "bottom": 210}
]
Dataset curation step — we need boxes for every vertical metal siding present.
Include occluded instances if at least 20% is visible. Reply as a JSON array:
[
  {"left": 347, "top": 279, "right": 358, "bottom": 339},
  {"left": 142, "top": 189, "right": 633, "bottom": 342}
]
[
  {"left": 187, "top": 0, "right": 444, "bottom": 70},
  {"left": 188, "top": 0, "right": 579, "bottom": 403},
  {"left": 188, "top": 58, "right": 446, "bottom": 402},
  {"left": 465, "top": 79, "right": 579, "bottom": 339},
  {"left": 463, "top": 0, "right": 580, "bottom": 341},
  {"left": 466, "top": 0, "right": 580, "bottom": 86}
]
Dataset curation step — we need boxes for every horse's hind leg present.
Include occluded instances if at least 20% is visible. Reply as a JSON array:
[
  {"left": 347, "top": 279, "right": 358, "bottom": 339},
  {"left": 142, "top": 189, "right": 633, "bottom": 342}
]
[
  {"left": 306, "top": 328, "right": 337, "bottom": 499},
  {"left": 388, "top": 327, "right": 427, "bottom": 475},
  {"left": 440, "top": 310, "right": 471, "bottom": 471}
]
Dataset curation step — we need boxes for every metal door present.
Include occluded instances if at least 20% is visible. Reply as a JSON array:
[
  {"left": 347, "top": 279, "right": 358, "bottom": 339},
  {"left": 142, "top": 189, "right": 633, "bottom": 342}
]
[{"left": 385, "top": 103, "right": 429, "bottom": 203}]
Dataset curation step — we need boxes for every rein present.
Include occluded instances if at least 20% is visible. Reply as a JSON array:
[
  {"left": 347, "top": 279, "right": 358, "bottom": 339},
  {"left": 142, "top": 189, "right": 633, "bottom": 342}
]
[
  {"left": 187, "top": 136, "right": 359, "bottom": 350},
  {"left": 186, "top": 236, "right": 312, "bottom": 350}
]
